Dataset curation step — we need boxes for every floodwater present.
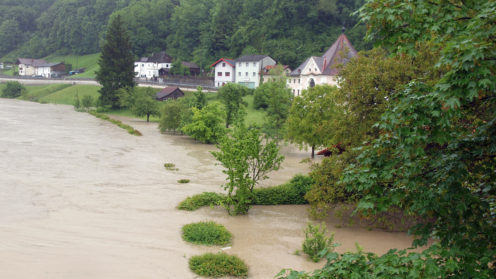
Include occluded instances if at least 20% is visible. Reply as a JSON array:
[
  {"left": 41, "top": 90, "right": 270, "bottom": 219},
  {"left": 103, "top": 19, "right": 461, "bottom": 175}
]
[{"left": 0, "top": 98, "right": 422, "bottom": 278}]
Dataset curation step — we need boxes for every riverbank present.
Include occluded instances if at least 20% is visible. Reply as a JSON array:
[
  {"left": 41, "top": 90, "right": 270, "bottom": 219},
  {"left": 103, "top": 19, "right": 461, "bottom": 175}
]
[{"left": 0, "top": 98, "right": 430, "bottom": 278}]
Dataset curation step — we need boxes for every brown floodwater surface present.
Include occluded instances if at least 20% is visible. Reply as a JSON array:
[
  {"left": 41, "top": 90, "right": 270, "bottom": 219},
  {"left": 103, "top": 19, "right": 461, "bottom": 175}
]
[{"left": 0, "top": 99, "right": 424, "bottom": 278}]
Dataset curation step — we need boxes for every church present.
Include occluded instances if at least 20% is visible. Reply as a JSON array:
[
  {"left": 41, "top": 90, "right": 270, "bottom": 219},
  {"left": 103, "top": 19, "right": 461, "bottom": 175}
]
[{"left": 287, "top": 27, "right": 358, "bottom": 96}]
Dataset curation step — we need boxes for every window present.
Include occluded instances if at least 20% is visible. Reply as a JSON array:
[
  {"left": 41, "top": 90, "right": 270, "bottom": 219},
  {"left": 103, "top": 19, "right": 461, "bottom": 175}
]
[
  {"left": 293, "top": 89, "right": 295, "bottom": 94},
  {"left": 294, "top": 79, "right": 296, "bottom": 83},
  {"left": 238, "top": 72, "right": 241, "bottom": 76},
  {"left": 245, "top": 72, "right": 248, "bottom": 76},
  {"left": 246, "top": 63, "right": 248, "bottom": 67},
  {"left": 225, "top": 72, "right": 230, "bottom": 76},
  {"left": 309, "top": 68, "right": 311, "bottom": 72},
  {"left": 253, "top": 72, "right": 256, "bottom": 77},
  {"left": 166, "top": 64, "right": 168, "bottom": 67},
  {"left": 135, "top": 64, "right": 138, "bottom": 67},
  {"left": 298, "top": 79, "right": 300, "bottom": 83},
  {"left": 142, "top": 64, "right": 144, "bottom": 67},
  {"left": 222, "top": 63, "right": 226, "bottom": 67},
  {"left": 239, "top": 63, "right": 242, "bottom": 67},
  {"left": 315, "top": 68, "right": 317, "bottom": 71},
  {"left": 297, "top": 89, "right": 300, "bottom": 95},
  {"left": 253, "top": 62, "right": 256, "bottom": 67},
  {"left": 218, "top": 72, "right": 222, "bottom": 76}
]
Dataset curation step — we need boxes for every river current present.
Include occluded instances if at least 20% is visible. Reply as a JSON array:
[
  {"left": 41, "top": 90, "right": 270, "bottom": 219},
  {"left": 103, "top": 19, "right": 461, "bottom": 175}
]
[{"left": 0, "top": 99, "right": 419, "bottom": 278}]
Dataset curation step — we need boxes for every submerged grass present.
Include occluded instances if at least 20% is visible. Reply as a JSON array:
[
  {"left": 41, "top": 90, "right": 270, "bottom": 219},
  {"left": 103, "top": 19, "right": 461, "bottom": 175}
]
[
  {"left": 89, "top": 110, "right": 142, "bottom": 136},
  {"left": 189, "top": 252, "right": 248, "bottom": 277},
  {"left": 182, "top": 221, "right": 232, "bottom": 245},
  {"left": 178, "top": 179, "right": 190, "bottom": 183},
  {"left": 177, "top": 192, "right": 226, "bottom": 211}
]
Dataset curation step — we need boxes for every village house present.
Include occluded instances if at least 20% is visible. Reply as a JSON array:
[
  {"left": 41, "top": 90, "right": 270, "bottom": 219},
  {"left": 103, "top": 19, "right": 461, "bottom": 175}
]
[
  {"left": 288, "top": 27, "right": 357, "bottom": 96},
  {"left": 211, "top": 58, "right": 236, "bottom": 87},
  {"left": 16, "top": 58, "right": 48, "bottom": 76},
  {"left": 260, "top": 65, "right": 292, "bottom": 82},
  {"left": 181, "top": 61, "right": 200, "bottom": 76},
  {"left": 135, "top": 52, "right": 174, "bottom": 78},
  {"left": 0, "top": 62, "right": 4, "bottom": 69},
  {"left": 235, "top": 55, "right": 276, "bottom": 89},
  {"left": 156, "top": 87, "right": 185, "bottom": 101},
  {"left": 36, "top": 62, "right": 66, "bottom": 78}
]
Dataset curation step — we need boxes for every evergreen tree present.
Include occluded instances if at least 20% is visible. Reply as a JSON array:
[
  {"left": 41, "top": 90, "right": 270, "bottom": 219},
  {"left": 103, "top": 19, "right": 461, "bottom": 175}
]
[{"left": 95, "top": 14, "right": 135, "bottom": 108}]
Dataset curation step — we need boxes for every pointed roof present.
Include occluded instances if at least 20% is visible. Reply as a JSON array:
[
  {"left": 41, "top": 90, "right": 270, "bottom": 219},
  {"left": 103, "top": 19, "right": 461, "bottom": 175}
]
[
  {"left": 16, "top": 58, "right": 48, "bottom": 67},
  {"left": 147, "top": 52, "right": 174, "bottom": 63},
  {"left": 211, "top": 58, "right": 236, "bottom": 67}
]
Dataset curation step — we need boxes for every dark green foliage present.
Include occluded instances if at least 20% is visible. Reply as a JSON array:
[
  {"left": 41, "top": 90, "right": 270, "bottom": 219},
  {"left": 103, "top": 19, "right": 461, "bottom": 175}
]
[
  {"left": 176, "top": 192, "right": 226, "bottom": 211},
  {"left": 73, "top": 93, "right": 81, "bottom": 110},
  {"left": 181, "top": 221, "right": 232, "bottom": 245},
  {"left": 253, "top": 84, "right": 269, "bottom": 109},
  {"left": 189, "top": 252, "right": 248, "bottom": 277},
  {"left": 181, "top": 103, "right": 226, "bottom": 143},
  {"left": 177, "top": 179, "right": 190, "bottom": 183},
  {"left": 169, "top": 59, "right": 190, "bottom": 76},
  {"left": 95, "top": 14, "right": 135, "bottom": 108},
  {"left": 81, "top": 94, "right": 94, "bottom": 111},
  {"left": 218, "top": 83, "right": 248, "bottom": 128},
  {"left": 302, "top": 222, "right": 335, "bottom": 263},
  {"left": 118, "top": 87, "right": 160, "bottom": 122},
  {"left": 193, "top": 86, "right": 207, "bottom": 110},
  {"left": 251, "top": 175, "right": 313, "bottom": 205},
  {"left": 1, "top": 81, "right": 25, "bottom": 98}
]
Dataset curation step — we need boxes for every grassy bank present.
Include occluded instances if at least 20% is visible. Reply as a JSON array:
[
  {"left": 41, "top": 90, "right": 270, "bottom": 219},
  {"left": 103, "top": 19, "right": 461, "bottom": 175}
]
[
  {"left": 40, "top": 84, "right": 101, "bottom": 105},
  {"left": 42, "top": 53, "right": 100, "bottom": 79}
]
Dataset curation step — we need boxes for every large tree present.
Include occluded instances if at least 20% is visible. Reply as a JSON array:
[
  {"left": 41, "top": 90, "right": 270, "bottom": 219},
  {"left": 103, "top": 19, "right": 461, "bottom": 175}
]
[
  {"left": 119, "top": 87, "right": 160, "bottom": 122},
  {"left": 218, "top": 83, "right": 248, "bottom": 128},
  {"left": 95, "top": 14, "right": 135, "bottom": 108}
]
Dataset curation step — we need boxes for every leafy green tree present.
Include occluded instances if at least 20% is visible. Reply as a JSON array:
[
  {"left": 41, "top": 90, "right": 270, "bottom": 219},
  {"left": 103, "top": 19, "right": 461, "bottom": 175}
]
[
  {"left": 181, "top": 103, "right": 226, "bottom": 143},
  {"left": 218, "top": 83, "right": 248, "bottom": 128},
  {"left": 1, "top": 81, "right": 25, "bottom": 98},
  {"left": 73, "top": 92, "right": 81, "bottom": 110},
  {"left": 119, "top": 87, "right": 160, "bottom": 122},
  {"left": 211, "top": 125, "right": 284, "bottom": 215},
  {"left": 264, "top": 79, "right": 292, "bottom": 142},
  {"left": 0, "top": 19, "right": 22, "bottom": 56},
  {"left": 193, "top": 86, "right": 207, "bottom": 110},
  {"left": 81, "top": 94, "right": 94, "bottom": 111},
  {"left": 286, "top": 85, "right": 340, "bottom": 159},
  {"left": 278, "top": 0, "right": 496, "bottom": 278},
  {"left": 95, "top": 14, "right": 135, "bottom": 108},
  {"left": 158, "top": 98, "right": 183, "bottom": 133},
  {"left": 169, "top": 58, "right": 190, "bottom": 76}
]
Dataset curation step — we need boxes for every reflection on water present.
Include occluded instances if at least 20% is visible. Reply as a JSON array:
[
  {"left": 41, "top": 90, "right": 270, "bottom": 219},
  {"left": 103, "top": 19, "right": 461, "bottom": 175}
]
[{"left": 0, "top": 99, "right": 422, "bottom": 278}]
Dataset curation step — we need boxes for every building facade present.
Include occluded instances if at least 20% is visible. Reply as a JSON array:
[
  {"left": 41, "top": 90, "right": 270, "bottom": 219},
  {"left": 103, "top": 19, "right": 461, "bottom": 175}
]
[
  {"left": 234, "top": 55, "right": 276, "bottom": 89},
  {"left": 16, "top": 58, "right": 48, "bottom": 76},
  {"left": 288, "top": 30, "right": 357, "bottom": 96},
  {"left": 261, "top": 65, "right": 291, "bottom": 83},
  {"left": 134, "top": 52, "right": 174, "bottom": 78},
  {"left": 211, "top": 58, "right": 236, "bottom": 87},
  {"left": 36, "top": 63, "right": 66, "bottom": 78}
]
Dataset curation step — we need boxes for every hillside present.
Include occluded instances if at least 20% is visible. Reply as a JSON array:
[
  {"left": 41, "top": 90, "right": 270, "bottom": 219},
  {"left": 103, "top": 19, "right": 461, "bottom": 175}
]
[{"left": 0, "top": 0, "right": 370, "bottom": 71}]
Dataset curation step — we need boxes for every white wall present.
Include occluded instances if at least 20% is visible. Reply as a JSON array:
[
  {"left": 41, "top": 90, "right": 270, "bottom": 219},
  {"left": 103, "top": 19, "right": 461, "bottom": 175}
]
[
  {"left": 214, "top": 62, "right": 235, "bottom": 87},
  {"left": 234, "top": 57, "right": 276, "bottom": 88}
]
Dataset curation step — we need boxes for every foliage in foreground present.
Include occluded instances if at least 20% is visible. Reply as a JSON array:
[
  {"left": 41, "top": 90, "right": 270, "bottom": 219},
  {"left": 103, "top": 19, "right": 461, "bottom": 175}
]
[
  {"left": 177, "top": 179, "right": 190, "bottom": 183},
  {"left": 181, "top": 103, "right": 226, "bottom": 143},
  {"left": 89, "top": 111, "right": 142, "bottom": 136},
  {"left": 182, "top": 221, "right": 232, "bottom": 245},
  {"left": 302, "top": 222, "right": 336, "bottom": 263},
  {"left": 189, "top": 252, "right": 248, "bottom": 277},
  {"left": 176, "top": 192, "right": 226, "bottom": 211},
  {"left": 211, "top": 124, "right": 284, "bottom": 215},
  {"left": 279, "top": 0, "right": 496, "bottom": 278},
  {"left": 1, "top": 81, "right": 25, "bottom": 98}
]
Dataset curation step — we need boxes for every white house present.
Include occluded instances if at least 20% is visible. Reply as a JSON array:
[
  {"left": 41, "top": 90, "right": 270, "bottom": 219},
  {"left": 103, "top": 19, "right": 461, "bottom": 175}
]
[
  {"left": 16, "top": 58, "right": 48, "bottom": 76},
  {"left": 210, "top": 58, "right": 236, "bottom": 87},
  {"left": 288, "top": 28, "right": 357, "bottom": 96},
  {"left": 234, "top": 55, "right": 276, "bottom": 89},
  {"left": 0, "top": 62, "right": 3, "bottom": 69},
  {"left": 36, "top": 62, "right": 66, "bottom": 78},
  {"left": 134, "top": 52, "right": 174, "bottom": 78}
]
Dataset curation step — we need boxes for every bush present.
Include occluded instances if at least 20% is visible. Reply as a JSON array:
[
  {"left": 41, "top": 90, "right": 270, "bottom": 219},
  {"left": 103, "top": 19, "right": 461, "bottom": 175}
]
[
  {"left": 251, "top": 174, "right": 313, "bottom": 205},
  {"left": 177, "top": 192, "right": 225, "bottom": 211},
  {"left": 189, "top": 252, "right": 248, "bottom": 277},
  {"left": 96, "top": 105, "right": 112, "bottom": 113},
  {"left": 302, "top": 222, "right": 335, "bottom": 263},
  {"left": 1, "top": 81, "right": 25, "bottom": 98},
  {"left": 178, "top": 179, "right": 190, "bottom": 183},
  {"left": 81, "top": 94, "right": 94, "bottom": 111},
  {"left": 164, "top": 163, "right": 178, "bottom": 171},
  {"left": 182, "top": 221, "right": 232, "bottom": 245}
]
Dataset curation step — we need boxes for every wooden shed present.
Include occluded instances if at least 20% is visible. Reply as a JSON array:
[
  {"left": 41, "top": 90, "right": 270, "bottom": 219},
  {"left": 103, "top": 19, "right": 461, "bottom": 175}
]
[{"left": 156, "top": 87, "right": 184, "bottom": 101}]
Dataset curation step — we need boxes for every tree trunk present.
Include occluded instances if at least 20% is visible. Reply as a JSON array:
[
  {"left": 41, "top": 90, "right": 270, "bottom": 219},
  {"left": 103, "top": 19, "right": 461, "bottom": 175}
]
[
  {"left": 311, "top": 145, "right": 315, "bottom": 159},
  {"left": 147, "top": 114, "right": 150, "bottom": 122}
]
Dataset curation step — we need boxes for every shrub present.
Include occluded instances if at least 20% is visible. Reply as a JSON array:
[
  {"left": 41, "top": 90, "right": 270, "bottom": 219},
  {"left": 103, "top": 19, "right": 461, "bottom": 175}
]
[
  {"left": 81, "top": 94, "right": 94, "bottom": 111},
  {"left": 189, "top": 252, "right": 248, "bottom": 277},
  {"left": 164, "top": 163, "right": 178, "bottom": 171},
  {"left": 178, "top": 179, "right": 190, "bottom": 183},
  {"left": 182, "top": 221, "right": 232, "bottom": 245},
  {"left": 177, "top": 192, "right": 225, "bottom": 211},
  {"left": 96, "top": 105, "right": 112, "bottom": 113},
  {"left": 1, "top": 81, "right": 25, "bottom": 98},
  {"left": 251, "top": 174, "right": 313, "bottom": 205},
  {"left": 302, "top": 222, "right": 335, "bottom": 263}
]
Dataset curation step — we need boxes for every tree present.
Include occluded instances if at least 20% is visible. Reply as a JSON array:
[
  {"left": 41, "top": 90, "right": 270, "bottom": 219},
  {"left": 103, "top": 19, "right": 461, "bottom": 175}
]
[
  {"left": 95, "top": 14, "right": 135, "bottom": 108},
  {"left": 158, "top": 99, "right": 183, "bottom": 133},
  {"left": 169, "top": 59, "right": 190, "bottom": 76},
  {"left": 264, "top": 79, "right": 292, "bottom": 142},
  {"left": 0, "top": 19, "right": 22, "bottom": 56},
  {"left": 181, "top": 103, "right": 226, "bottom": 143},
  {"left": 278, "top": 0, "right": 496, "bottom": 277},
  {"left": 286, "top": 85, "right": 340, "bottom": 159},
  {"left": 211, "top": 125, "right": 285, "bottom": 215},
  {"left": 81, "top": 94, "right": 94, "bottom": 111},
  {"left": 119, "top": 87, "right": 160, "bottom": 122},
  {"left": 1, "top": 81, "right": 25, "bottom": 98},
  {"left": 193, "top": 86, "right": 207, "bottom": 110},
  {"left": 218, "top": 83, "right": 248, "bottom": 128}
]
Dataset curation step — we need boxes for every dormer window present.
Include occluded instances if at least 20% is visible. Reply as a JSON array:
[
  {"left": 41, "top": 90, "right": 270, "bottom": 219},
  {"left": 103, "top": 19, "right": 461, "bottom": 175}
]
[{"left": 222, "top": 63, "right": 226, "bottom": 67}]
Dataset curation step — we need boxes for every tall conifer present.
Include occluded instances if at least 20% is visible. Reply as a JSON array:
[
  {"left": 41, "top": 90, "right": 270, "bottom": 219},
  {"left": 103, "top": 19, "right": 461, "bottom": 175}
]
[{"left": 95, "top": 15, "right": 135, "bottom": 108}]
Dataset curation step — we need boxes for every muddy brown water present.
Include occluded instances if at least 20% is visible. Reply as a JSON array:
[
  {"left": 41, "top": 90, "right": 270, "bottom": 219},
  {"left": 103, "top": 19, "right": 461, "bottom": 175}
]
[{"left": 0, "top": 99, "right": 424, "bottom": 278}]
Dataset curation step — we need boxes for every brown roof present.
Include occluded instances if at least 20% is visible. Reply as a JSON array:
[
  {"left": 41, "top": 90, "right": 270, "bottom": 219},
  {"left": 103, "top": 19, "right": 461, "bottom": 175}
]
[
  {"left": 181, "top": 61, "right": 199, "bottom": 69},
  {"left": 147, "top": 52, "right": 173, "bottom": 63},
  {"left": 156, "top": 87, "right": 182, "bottom": 99},
  {"left": 261, "top": 65, "right": 291, "bottom": 74},
  {"left": 320, "top": 34, "right": 358, "bottom": 75},
  {"left": 16, "top": 58, "right": 48, "bottom": 67}
]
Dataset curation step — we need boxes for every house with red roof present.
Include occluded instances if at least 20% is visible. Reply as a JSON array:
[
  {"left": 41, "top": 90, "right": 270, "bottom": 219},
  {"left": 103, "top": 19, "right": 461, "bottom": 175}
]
[
  {"left": 288, "top": 27, "right": 357, "bottom": 96},
  {"left": 210, "top": 58, "right": 236, "bottom": 87}
]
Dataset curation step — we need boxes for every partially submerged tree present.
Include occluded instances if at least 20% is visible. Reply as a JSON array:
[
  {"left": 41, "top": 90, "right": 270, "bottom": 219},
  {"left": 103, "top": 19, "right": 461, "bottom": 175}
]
[
  {"left": 264, "top": 79, "right": 292, "bottom": 142},
  {"left": 194, "top": 86, "right": 207, "bottom": 110},
  {"left": 95, "top": 15, "right": 135, "bottom": 108},
  {"left": 211, "top": 125, "right": 285, "bottom": 215},
  {"left": 218, "top": 83, "right": 248, "bottom": 128},
  {"left": 119, "top": 87, "right": 160, "bottom": 122},
  {"left": 158, "top": 99, "right": 183, "bottom": 133},
  {"left": 181, "top": 103, "right": 226, "bottom": 143}
]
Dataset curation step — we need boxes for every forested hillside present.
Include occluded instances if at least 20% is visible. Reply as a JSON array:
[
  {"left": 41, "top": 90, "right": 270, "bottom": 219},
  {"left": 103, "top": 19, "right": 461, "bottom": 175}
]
[{"left": 0, "top": 0, "right": 370, "bottom": 69}]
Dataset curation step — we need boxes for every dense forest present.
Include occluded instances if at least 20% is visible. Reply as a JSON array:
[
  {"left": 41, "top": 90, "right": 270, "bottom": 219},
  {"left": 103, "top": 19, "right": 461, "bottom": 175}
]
[{"left": 0, "top": 0, "right": 370, "bottom": 69}]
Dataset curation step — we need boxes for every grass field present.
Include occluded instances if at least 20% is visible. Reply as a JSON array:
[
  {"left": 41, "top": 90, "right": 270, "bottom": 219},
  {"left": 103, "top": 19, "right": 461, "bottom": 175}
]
[
  {"left": 41, "top": 53, "right": 100, "bottom": 79},
  {"left": 40, "top": 85, "right": 101, "bottom": 104},
  {"left": 0, "top": 68, "right": 14, "bottom": 76}
]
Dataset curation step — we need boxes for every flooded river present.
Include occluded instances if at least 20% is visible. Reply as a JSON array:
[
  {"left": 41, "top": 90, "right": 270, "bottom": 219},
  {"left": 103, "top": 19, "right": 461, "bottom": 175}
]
[{"left": 0, "top": 99, "right": 420, "bottom": 278}]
